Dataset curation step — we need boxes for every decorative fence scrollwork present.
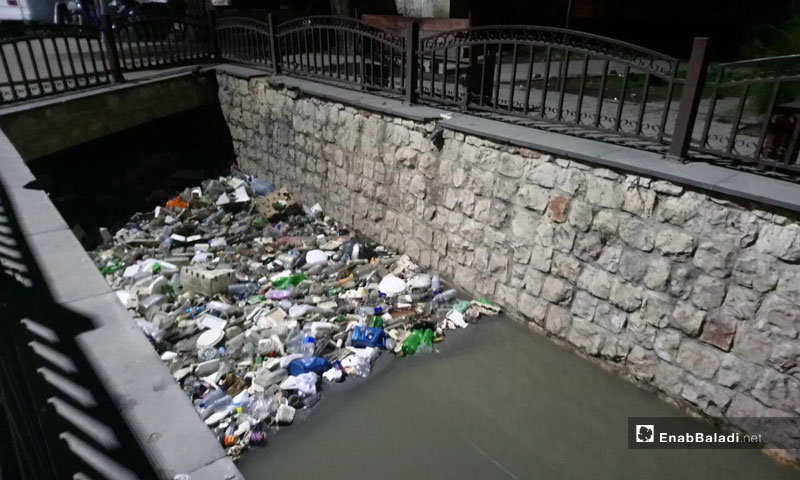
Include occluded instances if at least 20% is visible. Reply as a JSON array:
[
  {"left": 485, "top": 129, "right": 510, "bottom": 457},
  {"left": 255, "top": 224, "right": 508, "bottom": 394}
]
[
  {"left": 275, "top": 16, "right": 406, "bottom": 95},
  {"left": 416, "top": 25, "right": 681, "bottom": 144}
]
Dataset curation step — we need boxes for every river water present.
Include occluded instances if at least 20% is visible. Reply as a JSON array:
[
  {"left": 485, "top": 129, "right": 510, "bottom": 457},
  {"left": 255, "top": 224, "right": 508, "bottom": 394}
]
[{"left": 238, "top": 317, "right": 800, "bottom": 480}]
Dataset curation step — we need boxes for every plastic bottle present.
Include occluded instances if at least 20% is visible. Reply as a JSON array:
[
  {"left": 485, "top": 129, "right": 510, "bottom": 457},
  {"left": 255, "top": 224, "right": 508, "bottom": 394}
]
[
  {"left": 200, "top": 388, "right": 225, "bottom": 409},
  {"left": 354, "top": 304, "right": 388, "bottom": 317},
  {"left": 417, "top": 329, "right": 434, "bottom": 354},
  {"left": 284, "top": 327, "right": 303, "bottom": 354},
  {"left": 402, "top": 328, "right": 434, "bottom": 355},
  {"left": 432, "top": 289, "right": 457, "bottom": 305},
  {"left": 402, "top": 330, "right": 423, "bottom": 355},
  {"left": 300, "top": 327, "right": 315, "bottom": 356},
  {"left": 228, "top": 282, "right": 260, "bottom": 297},
  {"left": 431, "top": 274, "right": 441, "bottom": 294}
]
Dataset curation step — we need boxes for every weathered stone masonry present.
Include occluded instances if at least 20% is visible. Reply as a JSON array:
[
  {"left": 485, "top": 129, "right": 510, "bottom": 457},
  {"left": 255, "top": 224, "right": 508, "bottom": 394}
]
[{"left": 217, "top": 73, "right": 800, "bottom": 432}]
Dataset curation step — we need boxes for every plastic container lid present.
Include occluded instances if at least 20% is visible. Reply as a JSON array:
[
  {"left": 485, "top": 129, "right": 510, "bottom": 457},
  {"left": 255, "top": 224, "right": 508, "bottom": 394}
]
[{"left": 196, "top": 329, "right": 224, "bottom": 350}]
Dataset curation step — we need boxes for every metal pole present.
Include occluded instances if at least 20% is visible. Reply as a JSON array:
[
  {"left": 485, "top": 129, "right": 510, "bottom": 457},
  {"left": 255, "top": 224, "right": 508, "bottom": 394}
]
[
  {"left": 404, "top": 21, "right": 419, "bottom": 105},
  {"left": 208, "top": 8, "right": 220, "bottom": 60},
  {"left": 101, "top": 14, "right": 124, "bottom": 82},
  {"left": 667, "top": 37, "right": 710, "bottom": 160},
  {"left": 268, "top": 13, "right": 281, "bottom": 74},
  {"left": 565, "top": 0, "right": 572, "bottom": 29}
]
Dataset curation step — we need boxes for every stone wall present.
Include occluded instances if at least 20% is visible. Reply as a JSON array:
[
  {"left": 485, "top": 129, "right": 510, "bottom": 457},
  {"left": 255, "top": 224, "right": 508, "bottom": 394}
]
[{"left": 217, "top": 73, "right": 800, "bottom": 433}]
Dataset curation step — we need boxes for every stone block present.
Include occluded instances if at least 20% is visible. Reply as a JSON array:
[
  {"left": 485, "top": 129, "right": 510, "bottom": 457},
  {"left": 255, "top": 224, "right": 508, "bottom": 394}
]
[
  {"left": 756, "top": 223, "right": 800, "bottom": 262},
  {"left": 577, "top": 265, "right": 613, "bottom": 300},
  {"left": 670, "top": 302, "right": 706, "bottom": 336},
  {"left": 541, "top": 276, "right": 574, "bottom": 305},
  {"left": 545, "top": 305, "right": 572, "bottom": 338},
  {"left": 676, "top": 341, "right": 722, "bottom": 379},
  {"left": 690, "top": 275, "right": 727, "bottom": 310}
]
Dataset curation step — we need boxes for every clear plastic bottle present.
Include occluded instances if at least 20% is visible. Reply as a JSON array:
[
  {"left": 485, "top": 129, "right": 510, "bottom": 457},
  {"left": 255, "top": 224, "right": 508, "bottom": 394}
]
[
  {"left": 300, "top": 327, "right": 315, "bottom": 356},
  {"left": 432, "top": 289, "right": 457, "bottom": 305},
  {"left": 431, "top": 275, "right": 441, "bottom": 294},
  {"left": 284, "top": 327, "right": 303, "bottom": 354}
]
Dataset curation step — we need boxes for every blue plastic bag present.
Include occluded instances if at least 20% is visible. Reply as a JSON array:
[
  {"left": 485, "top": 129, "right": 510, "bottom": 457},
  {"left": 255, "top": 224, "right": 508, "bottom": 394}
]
[
  {"left": 351, "top": 325, "right": 386, "bottom": 349},
  {"left": 288, "top": 356, "right": 331, "bottom": 376}
]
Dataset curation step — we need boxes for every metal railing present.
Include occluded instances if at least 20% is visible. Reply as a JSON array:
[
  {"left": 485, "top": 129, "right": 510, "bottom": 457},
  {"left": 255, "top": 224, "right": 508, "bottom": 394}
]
[
  {"left": 112, "top": 15, "right": 213, "bottom": 72},
  {"left": 416, "top": 25, "right": 682, "bottom": 144},
  {"left": 1, "top": 13, "right": 800, "bottom": 176},
  {"left": 275, "top": 16, "right": 407, "bottom": 95},
  {"left": 0, "top": 24, "right": 111, "bottom": 105},
  {"left": 0, "top": 181, "right": 159, "bottom": 479},
  {"left": 217, "top": 16, "right": 276, "bottom": 69},
  {"left": 692, "top": 54, "right": 800, "bottom": 173}
]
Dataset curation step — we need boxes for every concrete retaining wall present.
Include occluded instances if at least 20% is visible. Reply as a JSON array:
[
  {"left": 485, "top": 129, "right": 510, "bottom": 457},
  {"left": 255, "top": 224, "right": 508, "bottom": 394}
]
[{"left": 217, "top": 72, "right": 800, "bottom": 438}]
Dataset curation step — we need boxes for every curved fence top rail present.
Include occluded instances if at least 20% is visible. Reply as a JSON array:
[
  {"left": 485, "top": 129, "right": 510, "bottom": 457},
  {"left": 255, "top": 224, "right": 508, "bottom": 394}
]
[
  {"left": 0, "top": 24, "right": 101, "bottom": 42},
  {"left": 276, "top": 15, "right": 404, "bottom": 48},
  {"left": 419, "top": 25, "right": 679, "bottom": 77},
  {"left": 216, "top": 16, "right": 271, "bottom": 31},
  {"left": 715, "top": 53, "right": 800, "bottom": 82}
]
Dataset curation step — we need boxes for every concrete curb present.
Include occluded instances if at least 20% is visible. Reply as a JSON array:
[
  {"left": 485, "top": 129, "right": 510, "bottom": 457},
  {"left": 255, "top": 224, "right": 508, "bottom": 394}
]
[{"left": 0, "top": 129, "right": 245, "bottom": 480}]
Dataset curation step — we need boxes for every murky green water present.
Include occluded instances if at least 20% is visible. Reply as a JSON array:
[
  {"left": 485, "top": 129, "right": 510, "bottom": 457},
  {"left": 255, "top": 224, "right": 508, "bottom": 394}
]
[{"left": 238, "top": 318, "right": 800, "bottom": 480}]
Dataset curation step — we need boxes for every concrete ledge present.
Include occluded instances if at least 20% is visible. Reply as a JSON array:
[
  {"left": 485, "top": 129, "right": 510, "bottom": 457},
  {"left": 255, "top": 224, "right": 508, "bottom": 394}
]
[
  {"left": 0, "top": 130, "right": 242, "bottom": 479},
  {"left": 0, "top": 67, "right": 220, "bottom": 160},
  {"left": 213, "top": 65, "right": 800, "bottom": 215}
]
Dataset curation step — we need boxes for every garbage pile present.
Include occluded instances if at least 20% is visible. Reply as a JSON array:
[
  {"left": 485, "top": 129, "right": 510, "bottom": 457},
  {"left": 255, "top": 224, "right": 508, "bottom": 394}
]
[{"left": 89, "top": 172, "right": 500, "bottom": 459}]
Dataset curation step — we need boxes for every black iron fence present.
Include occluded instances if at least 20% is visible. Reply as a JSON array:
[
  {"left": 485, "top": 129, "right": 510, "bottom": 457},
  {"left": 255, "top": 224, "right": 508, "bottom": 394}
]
[
  {"left": 416, "top": 26, "right": 683, "bottom": 145},
  {"left": 0, "top": 24, "right": 111, "bottom": 105},
  {"left": 112, "top": 15, "right": 214, "bottom": 72},
  {"left": 1, "top": 13, "right": 800, "bottom": 176},
  {"left": 276, "top": 16, "right": 407, "bottom": 95}
]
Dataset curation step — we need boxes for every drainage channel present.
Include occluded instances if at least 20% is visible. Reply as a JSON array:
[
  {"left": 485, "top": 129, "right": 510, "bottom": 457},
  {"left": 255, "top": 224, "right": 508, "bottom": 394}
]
[
  {"left": 238, "top": 316, "right": 800, "bottom": 480},
  {"left": 22, "top": 103, "right": 800, "bottom": 480}
]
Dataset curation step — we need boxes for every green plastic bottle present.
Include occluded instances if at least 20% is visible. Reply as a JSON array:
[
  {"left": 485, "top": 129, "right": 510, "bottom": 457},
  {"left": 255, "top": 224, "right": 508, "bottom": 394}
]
[
  {"left": 402, "top": 330, "right": 423, "bottom": 355},
  {"left": 272, "top": 273, "right": 307, "bottom": 289}
]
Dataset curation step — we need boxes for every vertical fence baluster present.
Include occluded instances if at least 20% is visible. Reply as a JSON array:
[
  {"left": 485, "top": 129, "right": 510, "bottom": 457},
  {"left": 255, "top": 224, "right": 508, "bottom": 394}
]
[
  {"left": 755, "top": 81, "right": 781, "bottom": 162},
  {"left": 37, "top": 38, "right": 54, "bottom": 94},
  {"left": 23, "top": 39, "right": 44, "bottom": 95},
  {"left": 557, "top": 50, "right": 570, "bottom": 121},
  {"left": 726, "top": 84, "right": 750, "bottom": 155},
  {"left": 635, "top": 73, "right": 651, "bottom": 136},
  {"left": 668, "top": 37, "right": 710, "bottom": 159},
  {"left": 657, "top": 64, "right": 678, "bottom": 144},
  {"left": 539, "top": 47, "right": 552, "bottom": 118},
  {"left": 783, "top": 115, "right": 800, "bottom": 166},
  {"left": 594, "top": 59, "right": 609, "bottom": 128},
  {"left": 575, "top": 53, "right": 589, "bottom": 125},
  {"left": 11, "top": 41, "right": 32, "bottom": 98},
  {"left": 453, "top": 45, "right": 461, "bottom": 103},
  {"left": 492, "top": 43, "right": 502, "bottom": 108},
  {"left": 507, "top": 43, "right": 517, "bottom": 111},
  {"left": 613, "top": 65, "right": 630, "bottom": 131},
  {"left": 523, "top": 46, "right": 533, "bottom": 114},
  {"left": 0, "top": 44, "right": 19, "bottom": 101}
]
